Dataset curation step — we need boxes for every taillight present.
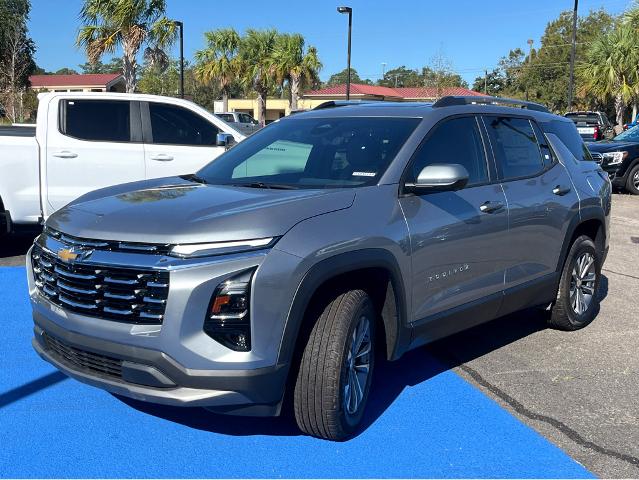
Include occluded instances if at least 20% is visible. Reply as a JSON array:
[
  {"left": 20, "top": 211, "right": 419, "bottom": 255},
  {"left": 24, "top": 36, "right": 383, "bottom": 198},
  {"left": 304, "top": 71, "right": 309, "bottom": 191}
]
[
  {"left": 594, "top": 125, "right": 600, "bottom": 140},
  {"left": 204, "top": 269, "right": 255, "bottom": 351}
]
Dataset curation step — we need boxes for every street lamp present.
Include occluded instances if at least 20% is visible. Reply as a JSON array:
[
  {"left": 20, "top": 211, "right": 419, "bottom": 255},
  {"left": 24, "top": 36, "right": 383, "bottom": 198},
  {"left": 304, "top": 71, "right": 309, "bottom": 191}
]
[
  {"left": 174, "top": 20, "right": 184, "bottom": 98},
  {"left": 337, "top": 6, "right": 352, "bottom": 100}
]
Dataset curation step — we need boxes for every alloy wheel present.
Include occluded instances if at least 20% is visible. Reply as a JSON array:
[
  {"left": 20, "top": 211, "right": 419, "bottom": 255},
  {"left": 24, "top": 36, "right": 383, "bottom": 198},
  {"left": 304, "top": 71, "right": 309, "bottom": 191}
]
[
  {"left": 343, "top": 315, "right": 372, "bottom": 416},
  {"left": 633, "top": 170, "right": 639, "bottom": 190},
  {"left": 569, "top": 252, "right": 596, "bottom": 315}
]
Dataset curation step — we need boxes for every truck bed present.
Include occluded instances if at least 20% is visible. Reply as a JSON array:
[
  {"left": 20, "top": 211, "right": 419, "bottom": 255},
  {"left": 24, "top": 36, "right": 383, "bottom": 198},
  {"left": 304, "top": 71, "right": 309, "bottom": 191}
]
[{"left": 0, "top": 125, "right": 36, "bottom": 137}]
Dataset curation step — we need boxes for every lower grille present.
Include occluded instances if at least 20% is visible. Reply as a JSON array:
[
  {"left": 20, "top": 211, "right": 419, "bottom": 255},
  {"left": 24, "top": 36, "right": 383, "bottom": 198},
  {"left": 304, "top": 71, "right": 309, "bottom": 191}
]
[
  {"left": 43, "top": 332, "right": 123, "bottom": 379},
  {"left": 31, "top": 244, "right": 169, "bottom": 324}
]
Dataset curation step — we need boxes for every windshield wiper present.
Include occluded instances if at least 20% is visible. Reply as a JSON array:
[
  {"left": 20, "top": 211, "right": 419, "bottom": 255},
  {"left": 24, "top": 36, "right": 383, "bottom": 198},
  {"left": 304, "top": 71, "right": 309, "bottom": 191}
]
[
  {"left": 234, "top": 182, "right": 299, "bottom": 190},
  {"left": 182, "top": 173, "right": 208, "bottom": 185}
]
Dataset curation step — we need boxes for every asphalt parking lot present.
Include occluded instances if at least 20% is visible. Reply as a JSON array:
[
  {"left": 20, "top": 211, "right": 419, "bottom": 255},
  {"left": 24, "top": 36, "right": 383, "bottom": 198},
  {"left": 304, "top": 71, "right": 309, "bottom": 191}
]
[{"left": 0, "top": 193, "right": 637, "bottom": 477}]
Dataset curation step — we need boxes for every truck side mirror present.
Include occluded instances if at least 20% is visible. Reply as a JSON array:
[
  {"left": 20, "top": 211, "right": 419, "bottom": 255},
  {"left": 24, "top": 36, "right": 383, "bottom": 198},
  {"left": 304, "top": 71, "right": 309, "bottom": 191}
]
[{"left": 216, "top": 132, "right": 236, "bottom": 149}]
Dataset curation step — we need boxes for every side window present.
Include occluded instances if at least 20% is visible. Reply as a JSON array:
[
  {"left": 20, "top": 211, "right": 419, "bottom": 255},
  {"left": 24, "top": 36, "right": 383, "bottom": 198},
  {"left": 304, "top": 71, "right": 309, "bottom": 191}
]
[
  {"left": 61, "top": 100, "right": 130, "bottom": 142},
  {"left": 409, "top": 116, "right": 488, "bottom": 185},
  {"left": 484, "top": 116, "right": 544, "bottom": 179},
  {"left": 543, "top": 119, "right": 593, "bottom": 162},
  {"left": 531, "top": 122, "right": 554, "bottom": 168},
  {"left": 149, "top": 103, "right": 219, "bottom": 146},
  {"left": 239, "top": 113, "right": 253, "bottom": 124}
]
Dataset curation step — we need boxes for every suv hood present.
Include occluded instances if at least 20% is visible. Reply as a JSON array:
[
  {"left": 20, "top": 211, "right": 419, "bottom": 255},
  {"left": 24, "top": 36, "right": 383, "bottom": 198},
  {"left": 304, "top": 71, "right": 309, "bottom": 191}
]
[
  {"left": 47, "top": 177, "right": 355, "bottom": 245},
  {"left": 588, "top": 140, "right": 638, "bottom": 153}
]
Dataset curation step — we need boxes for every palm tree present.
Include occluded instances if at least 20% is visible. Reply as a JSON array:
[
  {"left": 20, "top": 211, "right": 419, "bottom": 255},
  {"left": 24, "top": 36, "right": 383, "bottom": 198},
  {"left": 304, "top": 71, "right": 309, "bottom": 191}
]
[
  {"left": 578, "top": 23, "right": 639, "bottom": 127},
  {"left": 238, "top": 29, "right": 277, "bottom": 126},
  {"left": 77, "top": 0, "right": 177, "bottom": 93},
  {"left": 194, "top": 28, "right": 240, "bottom": 112},
  {"left": 271, "top": 34, "right": 322, "bottom": 111}
]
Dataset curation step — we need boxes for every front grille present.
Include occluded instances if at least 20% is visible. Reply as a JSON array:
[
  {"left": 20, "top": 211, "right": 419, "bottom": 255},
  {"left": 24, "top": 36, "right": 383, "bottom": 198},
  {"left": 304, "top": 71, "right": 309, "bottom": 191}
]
[
  {"left": 591, "top": 152, "right": 603, "bottom": 164},
  {"left": 32, "top": 244, "right": 169, "bottom": 324},
  {"left": 44, "top": 227, "right": 172, "bottom": 255},
  {"left": 43, "top": 332, "right": 123, "bottom": 379}
]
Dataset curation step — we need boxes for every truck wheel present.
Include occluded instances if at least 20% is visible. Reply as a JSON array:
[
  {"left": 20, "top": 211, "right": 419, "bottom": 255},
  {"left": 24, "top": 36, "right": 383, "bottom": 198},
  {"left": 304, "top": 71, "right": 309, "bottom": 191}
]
[
  {"left": 625, "top": 164, "right": 639, "bottom": 195},
  {"left": 293, "top": 289, "right": 375, "bottom": 440},
  {"left": 548, "top": 235, "right": 601, "bottom": 330}
]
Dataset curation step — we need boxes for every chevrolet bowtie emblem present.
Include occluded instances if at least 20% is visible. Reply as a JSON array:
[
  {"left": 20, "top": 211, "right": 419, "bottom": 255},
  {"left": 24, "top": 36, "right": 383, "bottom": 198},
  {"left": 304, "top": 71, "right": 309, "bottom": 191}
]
[{"left": 57, "top": 248, "right": 79, "bottom": 263}]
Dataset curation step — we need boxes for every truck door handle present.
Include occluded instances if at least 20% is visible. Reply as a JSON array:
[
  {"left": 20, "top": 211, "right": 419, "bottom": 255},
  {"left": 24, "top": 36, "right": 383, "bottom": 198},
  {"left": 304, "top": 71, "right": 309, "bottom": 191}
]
[
  {"left": 479, "top": 201, "right": 504, "bottom": 213},
  {"left": 150, "top": 153, "right": 174, "bottom": 161},
  {"left": 52, "top": 151, "right": 78, "bottom": 159},
  {"left": 552, "top": 185, "right": 571, "bottom": 196}
]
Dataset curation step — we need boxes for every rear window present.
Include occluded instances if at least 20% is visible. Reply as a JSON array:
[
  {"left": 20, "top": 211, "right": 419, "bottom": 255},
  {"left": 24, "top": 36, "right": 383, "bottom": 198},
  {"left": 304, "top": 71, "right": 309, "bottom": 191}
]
[
  {"left": 217, "top": 113, "right": 235, "bottom": 122},
  {"left": 60, "top": 100, "right": 130, "bottom": 142},
  {"left": 565, "top": 113, "right": 600, "bottom": 125},
  {"left": 543, "top": 119, "right": 594, "bottom": 162}
]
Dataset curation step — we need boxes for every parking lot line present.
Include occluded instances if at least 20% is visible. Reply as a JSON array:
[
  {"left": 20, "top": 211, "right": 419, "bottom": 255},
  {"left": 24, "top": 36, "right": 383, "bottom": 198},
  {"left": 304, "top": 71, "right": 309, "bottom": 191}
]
[{"left": 1, "top": 267, "right": 593, "bottom": 478}]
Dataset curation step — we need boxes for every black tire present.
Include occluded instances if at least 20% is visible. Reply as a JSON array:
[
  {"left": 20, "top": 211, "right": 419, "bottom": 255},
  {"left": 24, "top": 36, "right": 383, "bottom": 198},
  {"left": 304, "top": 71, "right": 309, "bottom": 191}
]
[
  {"left": 625, "top": 164, "right": 639, "bottom": 195},
  {"left": 548, "top": 235, "right": 601, "bottom": 330},
  {"left": 293, "top": 289, "right": 375, "bottom": 441}
]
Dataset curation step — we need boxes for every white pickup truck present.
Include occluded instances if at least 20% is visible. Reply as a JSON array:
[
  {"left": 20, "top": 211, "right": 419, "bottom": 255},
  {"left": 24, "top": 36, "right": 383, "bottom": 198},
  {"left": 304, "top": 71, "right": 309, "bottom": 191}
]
[{"left": 0, "top": 92, "right": 245, "bottom": 235}]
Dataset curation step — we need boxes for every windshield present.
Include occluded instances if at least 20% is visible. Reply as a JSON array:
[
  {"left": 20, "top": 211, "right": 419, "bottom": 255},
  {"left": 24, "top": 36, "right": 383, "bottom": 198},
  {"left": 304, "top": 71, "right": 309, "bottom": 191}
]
[
  {"left": 196, "top": 116, "right": 420, "bottom": 189},
  {"left": 614, "top": 125, "right": 639, "bottom": 142}
]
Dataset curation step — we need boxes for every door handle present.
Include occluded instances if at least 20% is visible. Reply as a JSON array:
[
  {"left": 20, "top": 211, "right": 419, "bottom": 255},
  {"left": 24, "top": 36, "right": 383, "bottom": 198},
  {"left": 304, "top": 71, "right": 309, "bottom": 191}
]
[
  {"left": 479, "top": 201, "right": 504, "bottom": 213},
  {"left": 52, "top": 151, "right": 78, "bottom": 159},
  {"left": 150, "top": 153, "right": 174, "bottom": 161},
  {"left": 552, "top": 185, "right": 571, "bottom": 196}
]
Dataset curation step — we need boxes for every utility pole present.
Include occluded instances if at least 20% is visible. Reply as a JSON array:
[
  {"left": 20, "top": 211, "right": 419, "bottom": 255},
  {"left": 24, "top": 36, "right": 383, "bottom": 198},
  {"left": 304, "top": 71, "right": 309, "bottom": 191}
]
[
  {"left": 484, "top": 69, "right": 488, "bottom": 95},
  {"left": 337, "top": 6, "right": 353, "bottom": 100},
  {"left": 526, "top": 39, "right": 533, "bottom": 101},
  {"left": 568, "top": 0, "right": 579, "bottom": 110},
  {"left": 381, "top": 62, "right": 387, "bottom": 80}
]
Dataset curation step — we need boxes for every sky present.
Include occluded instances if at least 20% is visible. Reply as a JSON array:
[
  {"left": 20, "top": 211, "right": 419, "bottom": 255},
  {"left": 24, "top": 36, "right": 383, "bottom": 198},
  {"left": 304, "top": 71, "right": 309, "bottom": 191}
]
[{"left": 28, "top": 0, "right": 630, "bottom": 86}]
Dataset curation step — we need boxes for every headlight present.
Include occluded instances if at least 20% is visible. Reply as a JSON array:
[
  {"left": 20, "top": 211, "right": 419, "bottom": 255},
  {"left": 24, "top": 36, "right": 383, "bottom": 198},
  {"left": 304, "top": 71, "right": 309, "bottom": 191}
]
[
  {"left": 205, "top": 269, "right": 255, "bottom": 351},
  {"left": 603, "top": 151, "right": 628, "bottom": 165},
  {"left": 170, "top": 237, "right": 277, "bottom": 258}
]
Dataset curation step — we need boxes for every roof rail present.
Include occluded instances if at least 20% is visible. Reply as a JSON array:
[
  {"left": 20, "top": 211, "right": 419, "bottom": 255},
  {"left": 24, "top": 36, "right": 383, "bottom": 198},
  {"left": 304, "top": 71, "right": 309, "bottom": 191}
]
[
  {"left": 432, "top": 95, "right": 550, "bottom": 113},
  {"left": 313, "top": 100, "right": 382, "bottom": 110}
]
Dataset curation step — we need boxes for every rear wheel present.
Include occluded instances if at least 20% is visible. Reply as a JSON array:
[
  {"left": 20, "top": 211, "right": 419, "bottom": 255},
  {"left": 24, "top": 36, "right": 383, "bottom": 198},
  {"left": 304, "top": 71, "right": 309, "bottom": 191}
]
[
  {"left": 625, "top": 164, "right": 639, "bottom": 195},
  {"left": 548, "top": 235, "right": 600, "bottom": 330},
  {"left": 293, "top": 289, "right": 375, "bottom": 441}
]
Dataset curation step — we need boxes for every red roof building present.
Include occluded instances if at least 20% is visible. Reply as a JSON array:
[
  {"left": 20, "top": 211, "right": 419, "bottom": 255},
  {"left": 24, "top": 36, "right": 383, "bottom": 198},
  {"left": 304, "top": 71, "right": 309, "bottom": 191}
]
[
  {"left": 303, "top": 83, "right": 486, "bottom": 102},
  {"left": 29, "top": 73, "right": 125, "bottom": 93}
]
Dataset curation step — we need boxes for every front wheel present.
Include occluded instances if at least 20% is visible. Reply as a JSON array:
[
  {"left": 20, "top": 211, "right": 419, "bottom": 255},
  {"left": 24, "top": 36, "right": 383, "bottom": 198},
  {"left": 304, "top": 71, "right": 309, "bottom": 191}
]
[
  {"left": 548, "top": 235, "right": 601, "bottom": 330},
  {"left": 625, "top": 164, "right": 639, "bottom": 195},
  {"left": 293, "top": 289, "right": 375, "bottom": 440}
]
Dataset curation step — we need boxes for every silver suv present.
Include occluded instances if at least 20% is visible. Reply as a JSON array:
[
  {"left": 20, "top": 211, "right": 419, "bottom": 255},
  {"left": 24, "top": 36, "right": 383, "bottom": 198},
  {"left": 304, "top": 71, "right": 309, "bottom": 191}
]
[{"left": 28, "top": 97, "right": 611, "bottom": 440}]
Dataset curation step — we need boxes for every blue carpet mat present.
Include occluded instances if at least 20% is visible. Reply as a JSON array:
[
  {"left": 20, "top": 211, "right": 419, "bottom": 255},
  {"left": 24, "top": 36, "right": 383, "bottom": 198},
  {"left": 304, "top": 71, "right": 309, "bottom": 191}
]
[{"left": 0, "top": 267, "right": 592, "bottom": 478}]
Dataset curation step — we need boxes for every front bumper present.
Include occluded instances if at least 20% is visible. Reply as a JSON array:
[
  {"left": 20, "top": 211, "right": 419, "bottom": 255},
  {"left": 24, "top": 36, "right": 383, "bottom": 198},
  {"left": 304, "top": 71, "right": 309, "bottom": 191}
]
[{"left": 32, "top": 310, "right": 288, "bottom": 414}]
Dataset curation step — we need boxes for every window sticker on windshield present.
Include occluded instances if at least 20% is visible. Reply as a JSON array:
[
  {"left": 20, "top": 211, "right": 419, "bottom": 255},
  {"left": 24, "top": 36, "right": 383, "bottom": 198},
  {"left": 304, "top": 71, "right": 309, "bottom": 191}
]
[{"left": 352, "top": 171, "right": 376, "bottom": 177}]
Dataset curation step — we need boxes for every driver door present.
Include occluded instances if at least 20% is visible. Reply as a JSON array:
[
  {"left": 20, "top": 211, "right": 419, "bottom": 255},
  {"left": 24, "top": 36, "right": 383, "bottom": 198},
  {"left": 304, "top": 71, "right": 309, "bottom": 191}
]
[{"left": 399, "top": 115, "right": 509, "bottom": 333}]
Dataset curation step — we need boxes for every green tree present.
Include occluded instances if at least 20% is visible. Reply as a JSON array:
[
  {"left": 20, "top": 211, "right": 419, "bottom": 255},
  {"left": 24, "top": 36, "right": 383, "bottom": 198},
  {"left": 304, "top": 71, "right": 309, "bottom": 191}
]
[
  {"left": 578, "top": 23, "right": 639, "bottom": 126},
  {"left": 519, "top": 9, "right": 614, "bottom": 112},
  {"left": 77, "top": 0, "right": 178, "bottom": 93},
  {"left": 79, "top": 56, "right": 123, "bottom": 74},
  {"left": 378, "top": 66, "right": 421, "bottom": 87},
  {"left": 238, "top": 28, "right": 277, "bottom": 125},
  {"left": 472, "top": 68, "right": 506, "bottom": 95},
  {"left": 194, "top": 28, "right": 240, "bottom": 112},
  {"left": 0, "top": 0, "right": 36, "bottom": 123},
  {"left": 54, "top": 67, "right": 78, "bottom": 75},
  {"left": 326, "top": 67, "right": 371, "bottom": 86},
  {"left": 271, "top": 33, "right": 322, "bottom": 111}
]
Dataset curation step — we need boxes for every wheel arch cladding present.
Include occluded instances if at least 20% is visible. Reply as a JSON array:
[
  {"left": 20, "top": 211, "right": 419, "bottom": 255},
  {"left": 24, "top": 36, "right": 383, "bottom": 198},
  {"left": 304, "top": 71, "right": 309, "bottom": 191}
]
[
  {"left": 557, "top": 213, "right": 605, "bottom": 274},
  {"left": 278, "top": 248, "right": 410, "bottom": 370}
]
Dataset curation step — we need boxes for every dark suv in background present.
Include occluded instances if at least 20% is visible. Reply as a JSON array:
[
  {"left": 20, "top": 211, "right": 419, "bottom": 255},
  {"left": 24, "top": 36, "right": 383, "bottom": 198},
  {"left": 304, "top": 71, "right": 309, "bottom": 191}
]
[
  {"left": 589, "top": 124, "right": 639, "bottom": 194},
  {"left": 566, "top": 111, "right": 615, "bottom": 142}
]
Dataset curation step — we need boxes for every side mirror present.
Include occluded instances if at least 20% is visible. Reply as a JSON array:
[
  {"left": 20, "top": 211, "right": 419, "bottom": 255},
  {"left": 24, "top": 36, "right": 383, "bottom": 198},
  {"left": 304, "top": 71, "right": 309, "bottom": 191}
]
[
  {"left": 216, "top": 132, "right": 236, "bottom": 148},
  {"left": 404, "top": 164, "right": 469, "bottom": 194}
]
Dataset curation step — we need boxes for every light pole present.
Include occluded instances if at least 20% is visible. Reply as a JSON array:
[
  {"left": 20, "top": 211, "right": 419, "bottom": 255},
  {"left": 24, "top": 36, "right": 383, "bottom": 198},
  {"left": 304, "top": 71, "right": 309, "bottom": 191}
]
[
  {"left": 526, "top": 39, "right": 533, "bottom": 101},
  {"left": 381, "top": 62, "right": 387, "bottom": 80},
  {"left": 568, "top": 0, "right": 578, "bottom": 109},
  {"left": 175, "top": 20, "right": 184, "bottom": 98},
  {"left": 337, "top": 6, "right": 352, "bottom": 100}
]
